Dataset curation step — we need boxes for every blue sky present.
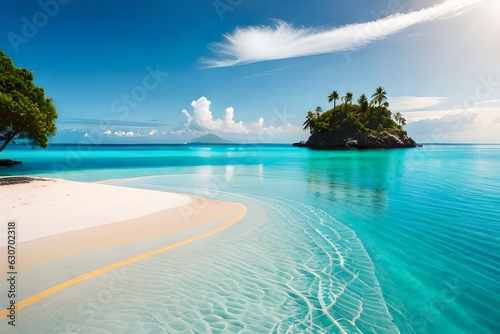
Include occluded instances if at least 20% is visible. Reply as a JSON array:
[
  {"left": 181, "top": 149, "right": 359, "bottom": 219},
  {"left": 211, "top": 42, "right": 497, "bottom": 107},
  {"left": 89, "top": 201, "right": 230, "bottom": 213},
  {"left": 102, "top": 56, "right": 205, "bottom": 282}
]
[{"left": 1, "top": 0, "right": 499, "bottom": 143}]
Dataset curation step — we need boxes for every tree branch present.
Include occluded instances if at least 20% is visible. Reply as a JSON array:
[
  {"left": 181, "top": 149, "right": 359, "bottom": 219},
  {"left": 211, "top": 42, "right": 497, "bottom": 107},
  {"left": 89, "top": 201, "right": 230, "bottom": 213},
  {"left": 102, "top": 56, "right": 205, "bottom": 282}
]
[{"left": 0, "top": 132, "right": 18, "bottom": 152}]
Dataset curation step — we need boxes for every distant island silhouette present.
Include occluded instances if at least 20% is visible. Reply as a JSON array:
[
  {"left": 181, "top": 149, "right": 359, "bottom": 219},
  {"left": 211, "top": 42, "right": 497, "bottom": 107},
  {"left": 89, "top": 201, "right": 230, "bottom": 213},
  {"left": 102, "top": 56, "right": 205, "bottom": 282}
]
[{"left": 189, "top": 133, "right": 231, "bottom": 144}]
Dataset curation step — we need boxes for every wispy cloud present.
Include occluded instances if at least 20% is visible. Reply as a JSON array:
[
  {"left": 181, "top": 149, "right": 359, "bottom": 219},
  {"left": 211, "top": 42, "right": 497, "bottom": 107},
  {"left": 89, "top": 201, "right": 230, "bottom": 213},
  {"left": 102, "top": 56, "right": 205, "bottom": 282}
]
[
  {"left": 239, "top": 64, "right": 299, "bottom": 80},
  {"left": 405, "top": 106, "right": 500, "bottom": 143},
  {"left": 391, "top": 96, "right": 446, "bottom": 111},
  {"left": 201, "top": 0, "right": 485, "bottom": 67}
]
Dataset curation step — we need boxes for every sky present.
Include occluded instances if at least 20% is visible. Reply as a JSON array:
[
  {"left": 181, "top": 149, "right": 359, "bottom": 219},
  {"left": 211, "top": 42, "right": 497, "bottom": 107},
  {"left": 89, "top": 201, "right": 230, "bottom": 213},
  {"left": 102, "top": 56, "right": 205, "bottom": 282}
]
[{"left": 1, "top": 0, "right": 499, "bottom": 144}]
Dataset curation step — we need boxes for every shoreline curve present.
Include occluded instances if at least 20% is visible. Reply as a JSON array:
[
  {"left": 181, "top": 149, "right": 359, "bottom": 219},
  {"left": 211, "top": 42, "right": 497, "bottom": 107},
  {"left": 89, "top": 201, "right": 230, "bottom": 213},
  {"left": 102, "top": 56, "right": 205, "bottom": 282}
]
[{"left": 0, "top": 177, "right": 247, "bottom": 320}]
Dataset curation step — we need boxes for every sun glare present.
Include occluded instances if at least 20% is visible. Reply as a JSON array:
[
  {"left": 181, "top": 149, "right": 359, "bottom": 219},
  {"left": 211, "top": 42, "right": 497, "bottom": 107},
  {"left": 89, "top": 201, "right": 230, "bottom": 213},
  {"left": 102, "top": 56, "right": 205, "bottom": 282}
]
[{"left": 481, "top": 0, "right": 500, "bottom": 19}]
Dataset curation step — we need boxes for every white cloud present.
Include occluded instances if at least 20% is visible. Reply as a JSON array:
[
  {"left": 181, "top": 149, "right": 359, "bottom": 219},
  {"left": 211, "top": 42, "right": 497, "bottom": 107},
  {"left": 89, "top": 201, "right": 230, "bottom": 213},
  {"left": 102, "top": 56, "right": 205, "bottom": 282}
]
[
  {"left": 391, "top": 96, "right": 446, "bottom": 111},
  {"left": 477, "top": 99, "right": 500, "bottom": 108},
  {"left": 169, "top": 129, "right": 205, "bottom": 135},
  {"left": 224, "top": 106, "right": 249, "bottom": 134},
  {"left": 111, "top": 130, "right": 136, "bottom": 137},
  {"left": 239, "top": 64, "right": 297, "bottom": 79},
  {"left": 187, "top": 97, "right": 248, "bottom": 134},
  {"left": 405, "top": 106, "right": 500, "bottom": 143},
  {"left": 180, "top": 96, "right": 303, "bottom": 141},
  {"left": 403, "top": 99, "right": 500, "bottom": 123},
  {"left": 181, "top": 109, "right": 193, "bottom": 128},
  {"left": 101, "top": 129, "right": 153, "bottom": 138},
  {"left": 190, "top": 97, "right": 223, "bottom": 131},
  {"left": 202, "top": 0, "right": 485, "bottom": 67}
]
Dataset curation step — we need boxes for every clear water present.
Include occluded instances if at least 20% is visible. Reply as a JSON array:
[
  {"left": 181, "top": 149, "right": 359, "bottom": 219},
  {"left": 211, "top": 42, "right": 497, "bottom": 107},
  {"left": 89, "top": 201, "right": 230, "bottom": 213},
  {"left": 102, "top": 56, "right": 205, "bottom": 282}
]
[{"left": 1, "top": 144, "right": 499, "bottom": 333}]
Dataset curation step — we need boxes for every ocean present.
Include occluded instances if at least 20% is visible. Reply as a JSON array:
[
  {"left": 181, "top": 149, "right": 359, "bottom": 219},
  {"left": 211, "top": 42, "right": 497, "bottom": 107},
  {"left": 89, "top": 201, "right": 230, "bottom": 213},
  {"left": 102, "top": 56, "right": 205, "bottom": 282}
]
[{"left": 1, "top": 143, "right": 499, "bottom": 333}]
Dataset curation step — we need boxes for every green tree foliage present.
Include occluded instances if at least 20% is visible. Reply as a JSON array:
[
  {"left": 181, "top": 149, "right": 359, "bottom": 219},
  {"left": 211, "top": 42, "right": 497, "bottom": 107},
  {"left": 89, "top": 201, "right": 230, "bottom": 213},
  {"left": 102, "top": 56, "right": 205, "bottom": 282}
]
[
  {"left": 0, "top": 51, "right": 57, "bottom": 152},
  {"left": 302, "top": 111, "right": 315, "bottom": 134},
  {"left": 303, "top": 88, "right": 406, "bottom": 135},
  {"left": 358, "top": 94, "right": 369, "bottom": 113},
  {"left": 394, "top": 112, "right": 407, "bottom": 126}
]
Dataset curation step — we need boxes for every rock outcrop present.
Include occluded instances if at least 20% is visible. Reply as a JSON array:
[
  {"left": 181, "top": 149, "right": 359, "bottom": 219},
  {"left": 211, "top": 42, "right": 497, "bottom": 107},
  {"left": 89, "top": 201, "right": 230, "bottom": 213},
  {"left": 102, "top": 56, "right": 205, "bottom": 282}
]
[
  {"left": 0, "top": 159, "right": 22, "bottom": 167},
  {"left": 293, "top": 131, "right": 421, "bottom": 149}
]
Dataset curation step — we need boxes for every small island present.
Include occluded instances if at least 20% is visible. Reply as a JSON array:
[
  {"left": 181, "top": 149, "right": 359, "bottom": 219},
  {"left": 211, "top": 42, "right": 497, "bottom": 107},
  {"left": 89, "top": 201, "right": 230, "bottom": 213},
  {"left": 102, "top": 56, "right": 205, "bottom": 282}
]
[
  {"left": 189, "top": 133, "right": 231, "bottom": 144},
  {"left": 294, "top": 87, "right": 420, "bottom": 149}
]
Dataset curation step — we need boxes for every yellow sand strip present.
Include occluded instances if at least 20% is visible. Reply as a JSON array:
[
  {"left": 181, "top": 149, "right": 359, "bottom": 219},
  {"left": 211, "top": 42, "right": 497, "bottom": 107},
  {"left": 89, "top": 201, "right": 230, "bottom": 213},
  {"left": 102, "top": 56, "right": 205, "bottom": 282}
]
[{"left": 0, "top": 209, "right": 245, "bottom": 320}]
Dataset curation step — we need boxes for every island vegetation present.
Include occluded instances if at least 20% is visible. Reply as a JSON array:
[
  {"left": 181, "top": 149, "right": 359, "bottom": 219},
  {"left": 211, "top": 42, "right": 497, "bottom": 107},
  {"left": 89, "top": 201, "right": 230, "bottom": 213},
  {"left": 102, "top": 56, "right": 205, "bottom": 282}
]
[
  {"left": 0, "top": 50, "right": 58, "bottom": 166},
  {"left": 294, "top": 87, "right": 418, "bottom": 149}
]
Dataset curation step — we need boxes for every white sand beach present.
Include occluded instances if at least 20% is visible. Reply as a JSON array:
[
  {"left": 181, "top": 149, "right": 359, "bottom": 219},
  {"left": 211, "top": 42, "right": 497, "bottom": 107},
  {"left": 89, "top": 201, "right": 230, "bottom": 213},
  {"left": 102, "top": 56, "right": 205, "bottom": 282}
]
[
  {"left": 1, "top": 178, "right": 193, "bottom": 244},
  {"left": 0, "top": 177, "right": 247, "bottom": 320}
]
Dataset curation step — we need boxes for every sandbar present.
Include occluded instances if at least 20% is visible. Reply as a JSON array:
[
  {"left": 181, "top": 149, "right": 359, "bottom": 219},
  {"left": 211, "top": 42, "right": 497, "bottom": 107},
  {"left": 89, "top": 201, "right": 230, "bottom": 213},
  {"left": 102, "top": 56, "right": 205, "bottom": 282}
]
[{"left": 0, "top": 177, "right": 247, "bottom": 319}]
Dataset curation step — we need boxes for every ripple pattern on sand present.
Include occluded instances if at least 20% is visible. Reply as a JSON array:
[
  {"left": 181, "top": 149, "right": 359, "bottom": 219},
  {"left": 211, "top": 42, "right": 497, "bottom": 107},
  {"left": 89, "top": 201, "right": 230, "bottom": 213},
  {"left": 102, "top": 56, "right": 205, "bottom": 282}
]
[{"left": 13, "top": 194, "right": 398, "bottom": 333}]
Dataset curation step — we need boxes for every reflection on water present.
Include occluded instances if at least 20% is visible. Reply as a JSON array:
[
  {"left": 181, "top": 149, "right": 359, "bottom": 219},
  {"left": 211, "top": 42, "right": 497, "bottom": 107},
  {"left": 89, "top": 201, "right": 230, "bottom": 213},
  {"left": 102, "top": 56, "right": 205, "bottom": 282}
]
[
  {"left": 14, "top": 184, "right": 399, "bottom": 334},
  {"left": 305, "top": 150, "right": 409, "bottom": 212}
]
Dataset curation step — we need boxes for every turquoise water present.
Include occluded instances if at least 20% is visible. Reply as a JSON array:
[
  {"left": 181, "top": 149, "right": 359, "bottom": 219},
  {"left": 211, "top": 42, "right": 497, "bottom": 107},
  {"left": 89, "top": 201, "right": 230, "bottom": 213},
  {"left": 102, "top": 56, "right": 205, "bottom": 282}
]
[{"left": 1, "top": 144, "right": 499, "bottom": 333}]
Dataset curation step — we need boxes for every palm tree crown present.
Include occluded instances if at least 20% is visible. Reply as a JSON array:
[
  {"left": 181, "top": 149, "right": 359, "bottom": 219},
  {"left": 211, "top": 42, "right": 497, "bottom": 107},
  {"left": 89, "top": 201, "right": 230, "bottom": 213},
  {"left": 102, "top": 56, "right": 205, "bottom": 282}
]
[
  {"left": 302, "top": 111, "right": 315, "bottom": 133},
  {"left": 371, "top": 86, "right": 387, "bottom": 107},
  {"left": 342, "top": 92, "right": 353, "bottom": 115},
  {"left": 345, "top": 92, "right": 353, "bottom": 104},
  {"left": 315, "top": 106, "right": 323, "bottom": 116},
  {"left": 328, "top": 91, "right": 339, "bottom": 109},
  {"left": 394, "top": 112, "right": 406, "bottom": 126}
]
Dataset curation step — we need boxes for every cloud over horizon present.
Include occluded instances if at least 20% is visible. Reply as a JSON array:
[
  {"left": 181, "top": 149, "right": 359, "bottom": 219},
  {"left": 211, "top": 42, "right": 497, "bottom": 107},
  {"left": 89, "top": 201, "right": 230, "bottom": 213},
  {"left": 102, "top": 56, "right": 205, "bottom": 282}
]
[
  {"left": 202, "top": 0, "right": 485, "bottom": 67},
  {"left": 391, "top": 96, "right": 446, "bottom": 111},
  {"left": 180, "top": 96, "right": 302, "bottom": 139},
  {"left": 403, "top": 100, "right": 500, "bottom": 143}
]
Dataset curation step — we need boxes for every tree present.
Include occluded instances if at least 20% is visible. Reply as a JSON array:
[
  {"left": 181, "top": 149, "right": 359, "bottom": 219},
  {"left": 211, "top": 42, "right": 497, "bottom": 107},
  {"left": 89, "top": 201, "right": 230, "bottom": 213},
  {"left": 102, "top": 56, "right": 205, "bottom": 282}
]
[
  {"left": 371, "top": 86, "right": 387, "bottom": 107},
  {"left": 0, "top": 51, "right": 57, "bottom": 153},
  {"left": 304, "top": 86, "right": 407, "bottom": 135},
  {"left": 302, "top": 111, "right": 315, "bottom": 134},
  {"left": 345, "top": 92, "right": 353, "bottom": 105},
  {"left": 394, "top": 112, "right": 406, "bottom": 126},
  {"left": 343, "top": 92, "right": 353, "bottom": 115},
  {"left": 394, "top": 112, "right": 401, "bottom": 124},
  {"left": 315, "top": 106, "right": 323, "bottom": 116},
  {"left": 328, "top": 90, "right": 339, "bottom": 109},
  {"left": 358, "top": 94, "right": 369, "bottom": 113}
]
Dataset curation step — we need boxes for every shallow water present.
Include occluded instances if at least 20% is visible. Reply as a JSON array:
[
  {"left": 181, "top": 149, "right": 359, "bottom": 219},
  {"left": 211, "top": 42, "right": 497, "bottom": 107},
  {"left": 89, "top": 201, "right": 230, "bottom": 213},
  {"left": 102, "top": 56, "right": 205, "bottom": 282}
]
[{"left": 1, "top": 144, "right": 499, "bottom": 333}]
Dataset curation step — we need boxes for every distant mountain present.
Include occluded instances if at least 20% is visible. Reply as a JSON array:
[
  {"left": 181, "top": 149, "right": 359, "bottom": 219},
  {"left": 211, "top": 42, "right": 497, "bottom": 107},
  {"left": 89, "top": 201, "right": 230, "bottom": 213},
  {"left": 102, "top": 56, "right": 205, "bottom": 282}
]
[{"left": 189, "top": 133, "right": 231, "bottom": 144}]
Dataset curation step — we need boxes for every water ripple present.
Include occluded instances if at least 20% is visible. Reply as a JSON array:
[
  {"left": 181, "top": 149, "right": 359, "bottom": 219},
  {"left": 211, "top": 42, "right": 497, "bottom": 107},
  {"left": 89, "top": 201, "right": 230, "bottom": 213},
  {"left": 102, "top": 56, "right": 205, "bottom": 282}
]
[{"left": 13, "top": 191, "right": 398, "bottom": 333}]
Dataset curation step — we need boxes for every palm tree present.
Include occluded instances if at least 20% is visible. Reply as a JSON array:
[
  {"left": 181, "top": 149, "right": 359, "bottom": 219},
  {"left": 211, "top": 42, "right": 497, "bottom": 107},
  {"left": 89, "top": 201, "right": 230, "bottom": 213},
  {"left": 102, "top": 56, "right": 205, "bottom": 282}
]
[
  {"left": 358, "top": 94, "right": 369, "bottom": 113},
  {"left": 394, "top": 111, "right": 406, "bottom": 126},
  {"left": 343, "top": 92, "right": 353, "bottom": 115},
  {"left": 328, "top": 91, "right": 339, "bottom": 109},
  {"left": 345, "top": 92, "right": 353, "bottom": 104},
  {"left": 371, "top": 86, "right": 388, "bottom": 107},
  {"left": 315, "top": 106, "right": 323, "bottom": 116},
  {"left": 394, "top": 112, "right": 407, "bottom": 126},
  {"left": 394, "top": 112, "right": 401, "bottom": 124},
  {"left": 302, "top": 111, "right": 315, "bottom": 133}
]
